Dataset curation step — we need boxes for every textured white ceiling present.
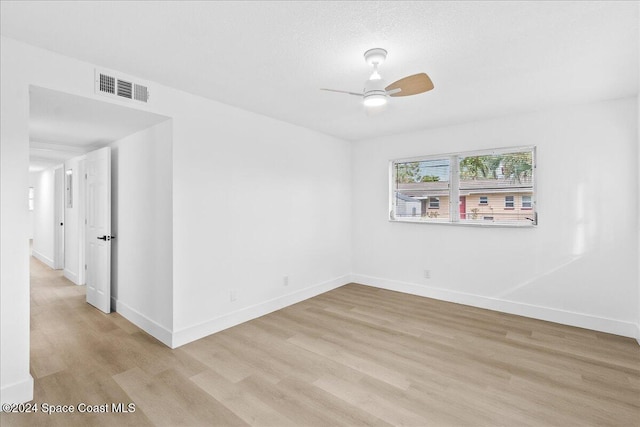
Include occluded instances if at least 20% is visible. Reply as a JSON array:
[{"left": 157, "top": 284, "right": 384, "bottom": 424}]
[{"left": 2, "top": 1, "right": 638, "bottom": 141}]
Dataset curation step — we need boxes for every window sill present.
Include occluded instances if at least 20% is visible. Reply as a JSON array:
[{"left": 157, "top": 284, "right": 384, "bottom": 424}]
[{"left": 390, "top": 218, "right": 536, "bottom": 228}]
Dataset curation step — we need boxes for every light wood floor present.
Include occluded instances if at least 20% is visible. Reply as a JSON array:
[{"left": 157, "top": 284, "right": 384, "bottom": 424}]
[{"left": 2, "top": 257, "right": 639, "bottom": 426}]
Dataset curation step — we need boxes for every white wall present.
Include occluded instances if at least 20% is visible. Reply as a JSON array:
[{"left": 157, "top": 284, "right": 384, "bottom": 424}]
[
  {"left": 171, "top": 104, "right": 352, "bottom": 346},
  {"left": 352, "top": 97, "right": 639, "bottom": 338},
  {"left": 31, "top": 167, "right": 56, "bottom": 268},
  {"left": 1, "top": 36, "right": 32, "bottom": 405},
  {"left": 110, "top": 120, "right": 173, "bottom": 343}
]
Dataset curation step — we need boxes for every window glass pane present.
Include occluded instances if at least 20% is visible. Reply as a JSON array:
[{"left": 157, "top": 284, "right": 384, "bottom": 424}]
[
  {"left": 505, "top": 195, "right": 515, "bottom": 208},
  {"left": 459, "top": 150, "right": 533, "bottom": 224},
  {"left": 394, "top": 158, "right": 450, "bottom": 221},
  {"left": 65, "top": 170, "right": 73, "bottom": 208},
  {"left": 28, "top": 187, "right": 34, "bottom": 211}
]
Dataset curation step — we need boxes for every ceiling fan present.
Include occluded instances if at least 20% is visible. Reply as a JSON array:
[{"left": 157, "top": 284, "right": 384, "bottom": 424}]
[{"left": 321, "top": 48, "right": 434, "bottom": 109}]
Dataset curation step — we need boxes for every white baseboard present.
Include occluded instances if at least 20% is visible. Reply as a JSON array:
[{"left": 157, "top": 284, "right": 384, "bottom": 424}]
[
  {"left": 352, "top": 274, "right": 638, "bottom": 339},
  {"left": 171, "top": 274, "right": 351, "bottom": 348},
  {"left": 63, "top": 268, "right": 79, "bottom": 285},
  {"left": 31, "top": 250, "right": 54, "bottom": 269},
  {"left": 112, "top": 297, "right": 173, "bottom": 347},
  {"left": 636, "top": 324, "right": 640, "bottom": 346},
  {"left": 0, "top": 376, "right": 33, "bottom": 406}
]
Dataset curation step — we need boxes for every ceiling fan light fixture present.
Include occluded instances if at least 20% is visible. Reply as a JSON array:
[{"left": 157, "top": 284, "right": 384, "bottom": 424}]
[
  {"left": 363, "top": 93, "right": 387, "bottom": 107},
  {"left": 320, "top": 48, "right": 433, "bottom": 113}
]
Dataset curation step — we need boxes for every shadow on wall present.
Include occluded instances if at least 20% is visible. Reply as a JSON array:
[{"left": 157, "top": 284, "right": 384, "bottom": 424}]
[{"left": 492, "top": 181, "right": 600, "bottom": 307}]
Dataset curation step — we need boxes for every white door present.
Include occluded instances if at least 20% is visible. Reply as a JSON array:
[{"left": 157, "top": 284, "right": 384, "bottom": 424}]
[
  {"left": 86, "top": 147, "right": 111, "bottom": 313},
  {"left": 53, "top": 166, "right": 65, "bottom": 269}
]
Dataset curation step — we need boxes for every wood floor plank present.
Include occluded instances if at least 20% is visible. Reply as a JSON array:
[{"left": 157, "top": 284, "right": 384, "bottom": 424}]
[
  {"left": 313, "top": 373, "right": 427, "bottom": 426},
  {"left": 190, "top": 370, "right": 298, "bottom": 427},
  {"left": 113, "top": 367, "right": 248, "bottom": 427}
]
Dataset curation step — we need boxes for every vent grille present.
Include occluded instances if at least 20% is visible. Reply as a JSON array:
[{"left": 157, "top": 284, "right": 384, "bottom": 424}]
[
  {"left": 117, "top": 79, "right": 132, "bottom": 99},
  {"left": 134, "top": 84, "right": 149, "bottom": 102},
  {"left": 96, "top": 70, "right": 149, "bottom": 103},
  {"left": 99, "top": 74, "right": 115, "bottom": 94}
]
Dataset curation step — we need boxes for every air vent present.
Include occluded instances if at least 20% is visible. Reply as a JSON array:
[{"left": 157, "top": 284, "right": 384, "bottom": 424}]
[
  {"left": 117, "top": 79, "right": 132, "bottom": 99},
  {"left": 134, "top": 84, "right": 149, "bottom": 102},
  {"left": 95, "top": 69, "right": 150, "bottom": 103},
  {"left": 99, "top": 74, "right": 115, "bottom": 94}
]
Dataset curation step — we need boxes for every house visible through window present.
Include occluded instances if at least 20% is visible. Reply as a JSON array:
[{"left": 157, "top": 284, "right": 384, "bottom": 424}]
[
  {"left": 390, "top": 146, "right": 535, "bottom": 226},
  {"left": 505, "top": 195, "right": 515, "bottom": 209}
]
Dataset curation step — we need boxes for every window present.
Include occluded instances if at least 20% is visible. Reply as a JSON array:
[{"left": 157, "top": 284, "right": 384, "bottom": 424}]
[
  {"left": 392, "top": 157, "right": 450, "bottom": 221},
  {"left": 390, "top": 146, "right": 535, "bottom": 226},
  {"left": 28, "top": 187, "right": 34, "bottom": 211},
  {"left": 505, "top": 195, "right": 514, "bottom": 209},
  {"left": 65, "top": 169, "right": 73, "bottom": 208}
]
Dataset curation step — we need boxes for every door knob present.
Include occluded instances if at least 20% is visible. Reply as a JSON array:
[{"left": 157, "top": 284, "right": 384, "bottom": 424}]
[{"left": 96, "top": 235, "right": 116, "bottom": 241}]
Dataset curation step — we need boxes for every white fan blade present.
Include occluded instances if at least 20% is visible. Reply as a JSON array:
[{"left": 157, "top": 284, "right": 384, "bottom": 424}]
[{"left": 320, "top": 88, "right": 362, "bottom": 96}]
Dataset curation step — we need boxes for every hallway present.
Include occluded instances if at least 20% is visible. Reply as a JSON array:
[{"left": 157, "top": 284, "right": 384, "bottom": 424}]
[{"left": 3, "top": 257, "right": 164, "bottom": 425}]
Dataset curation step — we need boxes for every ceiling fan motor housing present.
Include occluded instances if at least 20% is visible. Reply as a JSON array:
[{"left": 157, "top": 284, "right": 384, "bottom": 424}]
[{"left": 364, "top": 48, "right": 387, "bottom": 66}]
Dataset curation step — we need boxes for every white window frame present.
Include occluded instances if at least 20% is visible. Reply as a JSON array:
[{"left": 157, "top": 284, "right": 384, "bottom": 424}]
[
  {"left": 389, "top": 146, "right": 536, "bottom": 227},
  {"left": 479, "top": 196, "right": 488, "bottom": 205},
  {"left": 522, "top": 195, "right": 532, "bottom": 209}
]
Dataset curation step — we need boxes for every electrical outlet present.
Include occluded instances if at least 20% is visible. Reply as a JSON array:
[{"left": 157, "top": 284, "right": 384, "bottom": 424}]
[
  {"left": 230, "top": 290, "right": 237, "bottom": 302},
  {"left": 283, "top": 275, "right": 289, "bottom": 286},
  {"left": 423, "top": 270, "right": 431, "bottom": 279}
]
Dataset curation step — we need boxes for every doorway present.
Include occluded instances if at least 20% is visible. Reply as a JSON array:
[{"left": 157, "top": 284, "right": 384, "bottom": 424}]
[{"left": 28, "top": 86, "right": 170, "bottom": 312}]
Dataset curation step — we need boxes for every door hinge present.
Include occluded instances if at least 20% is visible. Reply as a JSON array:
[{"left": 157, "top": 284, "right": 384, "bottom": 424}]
[{"left": 85, "top": 264, "right": 87, "bottom": 270}]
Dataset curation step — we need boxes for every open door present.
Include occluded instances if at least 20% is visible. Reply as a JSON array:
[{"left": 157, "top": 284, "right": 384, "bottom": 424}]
[
  {"left": 53, "top": 166, "right": 65, "bottom": 269},
  {"left": 86, "top": 147, "right": 111, "bottom": 313}
]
